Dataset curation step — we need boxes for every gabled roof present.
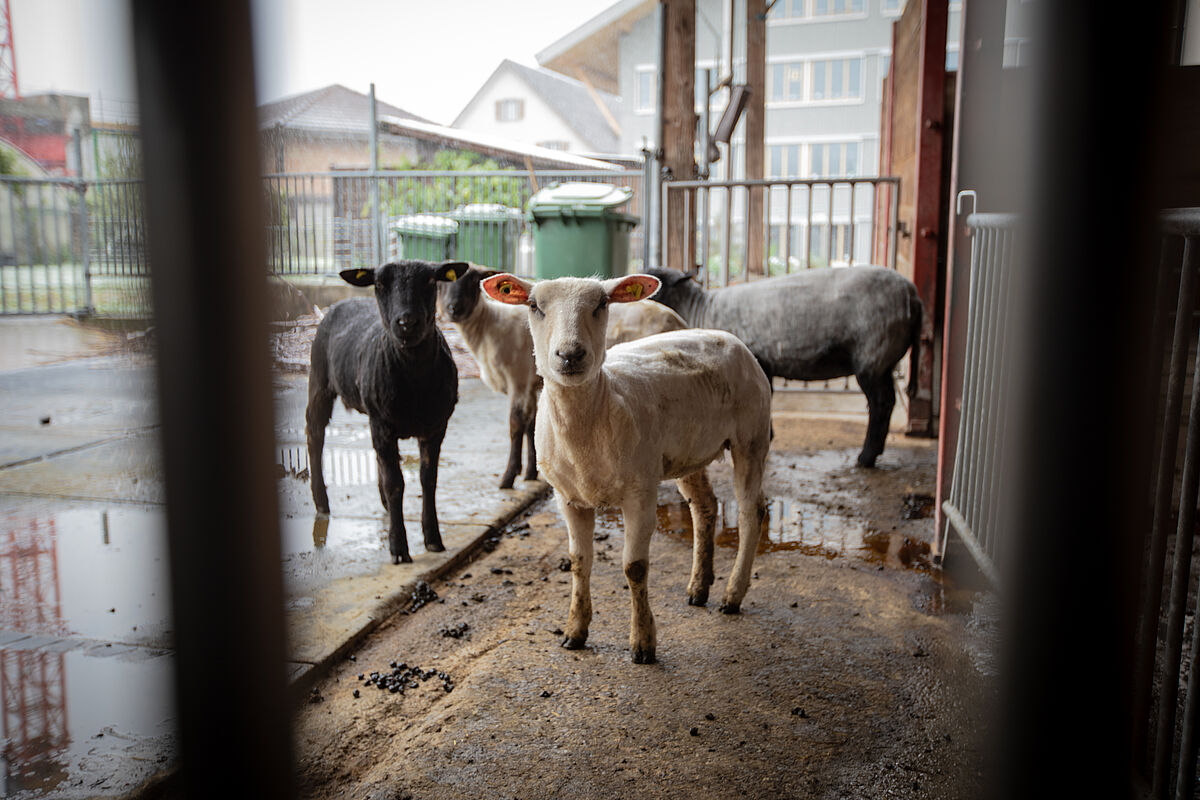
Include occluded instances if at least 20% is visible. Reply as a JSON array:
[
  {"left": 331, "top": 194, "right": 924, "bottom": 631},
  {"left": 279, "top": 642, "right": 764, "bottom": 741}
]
[
  {"left": 536, "top": 0, "right": 655, "bottom": 94},
  {"left": 452, "top": 59, "right": 623, "bottom": 155},
  {"left": 258, "top": 84, "right": 432, "bottom": 135}
]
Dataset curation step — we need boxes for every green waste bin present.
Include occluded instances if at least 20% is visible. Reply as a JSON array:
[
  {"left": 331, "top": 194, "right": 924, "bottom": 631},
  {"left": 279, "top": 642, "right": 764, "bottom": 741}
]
[
  {"left": 392, "top": 214, "right": 458, "bottom": 261},
  {"left": 527, "top": 183, "right": 639, "bottom": 279},
  {"left": 450, "top": 204, "right": 522, "bottom": 271}
]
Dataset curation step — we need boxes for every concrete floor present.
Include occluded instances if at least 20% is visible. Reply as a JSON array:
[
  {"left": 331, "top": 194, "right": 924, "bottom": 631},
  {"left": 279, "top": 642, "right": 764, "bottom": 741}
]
[{"left": 0, "top": 316, "right": 996, "bottom": 800}]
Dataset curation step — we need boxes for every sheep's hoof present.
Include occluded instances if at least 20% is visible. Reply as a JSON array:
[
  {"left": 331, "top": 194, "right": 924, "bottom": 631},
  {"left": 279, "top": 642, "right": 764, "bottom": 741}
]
[
  {"left": 561, "top": 634, "right": 587, "bottom": 650},
  {"left": 425, "top": 540, "right": 445, "bottom": 553},
  {"left": 392, "top": 553, "right": 412, "bottom": 565},
  {"left": 631, "top": 648, "right": 656, "bottom": 664},
  {"left": 498, "top": 478, "right": 516, "bottom": 490},
  {"left": 718, "top": 601, "right": 740, "bottom": 615},
  {"left": 687, "top": 590, "right": 709, "bottom": 607},
  {"left": 856, "top": 453, "right": 878, "bottom": 469},
  {"left": 524, "top": 469, "right": 538, "bottom": 481}
]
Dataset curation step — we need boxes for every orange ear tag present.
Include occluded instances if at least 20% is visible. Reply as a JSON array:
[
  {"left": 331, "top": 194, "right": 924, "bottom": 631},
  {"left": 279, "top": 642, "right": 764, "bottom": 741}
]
[{"left": 627, "top": 282, "right": 644, "bottom": 299}]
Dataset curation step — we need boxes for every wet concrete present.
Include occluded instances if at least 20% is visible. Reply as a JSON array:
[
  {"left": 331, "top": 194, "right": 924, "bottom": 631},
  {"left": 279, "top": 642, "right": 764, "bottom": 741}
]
[
  {"left": 0, "top": 324, "right": 549, "bottom": 800},
  {"left": 0, "top": 320, "right": 997, "bottom": 799},
  {"left": 287, "top": 397, "right": 998, "bottom": 800}
]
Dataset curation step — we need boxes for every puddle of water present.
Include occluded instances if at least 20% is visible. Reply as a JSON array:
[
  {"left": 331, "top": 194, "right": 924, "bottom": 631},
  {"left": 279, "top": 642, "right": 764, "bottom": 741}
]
[
  {"left": 0, "top": 646, "right": 175, "bottom": 799},
  {"left": 275, "top": 445, "right": 423, "bottom": 487},
  {"left": 1, "top": 506, "right": 172, "bottom": 644},
  {"left": 598, "top": 497, "right": 937, "bottom": 572}
]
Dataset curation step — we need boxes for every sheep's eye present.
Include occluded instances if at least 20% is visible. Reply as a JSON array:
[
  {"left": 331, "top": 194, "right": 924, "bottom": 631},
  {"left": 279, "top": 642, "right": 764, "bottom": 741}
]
[
  {"left": 528, "top": 300, "right": 544, "bottom": 317},
  {"left": 594, "top": 299, "right": 608, "bottom": 317}
]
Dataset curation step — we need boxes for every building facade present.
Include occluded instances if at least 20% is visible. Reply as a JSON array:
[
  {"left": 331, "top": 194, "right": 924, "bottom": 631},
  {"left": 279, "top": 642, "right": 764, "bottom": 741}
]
[{"left": 452, "top": 60, "right": 622, "bottom": 158}]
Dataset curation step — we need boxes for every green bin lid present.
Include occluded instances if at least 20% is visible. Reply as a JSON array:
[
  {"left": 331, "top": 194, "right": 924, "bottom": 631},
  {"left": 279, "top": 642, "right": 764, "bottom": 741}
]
[
  {"left": 451, "top": 203, "right": 523, "bottom": 222},
  {"left": 528, "top": 182, "right": 633, "bottom": 212},
  {"left": 392, "top": 214, "right": 458, "bottom": 237}
]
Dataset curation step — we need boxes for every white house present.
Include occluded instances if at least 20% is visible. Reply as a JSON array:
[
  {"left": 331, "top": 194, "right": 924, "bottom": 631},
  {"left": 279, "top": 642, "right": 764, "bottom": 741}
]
[{"left": 452, "top": 59, "right": 623, "bottom": 158}]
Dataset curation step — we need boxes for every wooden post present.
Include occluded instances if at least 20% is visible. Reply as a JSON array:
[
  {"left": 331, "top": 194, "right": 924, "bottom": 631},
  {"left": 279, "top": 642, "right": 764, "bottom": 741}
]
[
  {"left": 907, "top": 0, "right": 948, "bottom": 435},
  {"left": 661, "top": 0, "right": 695, "bottom": 272},
  {"left": 745, "top": 0, "right": 766, "bottom": 275}
]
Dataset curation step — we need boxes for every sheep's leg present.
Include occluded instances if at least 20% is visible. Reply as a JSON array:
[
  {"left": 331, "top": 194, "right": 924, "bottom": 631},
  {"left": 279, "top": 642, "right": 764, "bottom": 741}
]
[
  {"left": 371, "top": 421, "right": 410, "bottom": 565},
  {"left": 720, "top": 443, "right": 768, "bottom": 614},
  {"left": 418, "top": 433, "right": 446, "bottom": 553},
  {"left": 560, "top": 499, "right": 594, "bottom": 650},
  {"left": 857, "top": 372, "right": 895, "bottom": 468},
  {"left": 500, "top": 400, "right": 524, "bottom": 489},
  {"left": 523, "top": 404, "right": 538, "bottom": 481},
  {"left": 676, "top": 469, "right": 717, "bottom": 607},
  {"left": 305, "top": 383, "right": 335, "bottom": 514},
  {"left": 622, "top": 493, "right": 658, "bottom": 664}
]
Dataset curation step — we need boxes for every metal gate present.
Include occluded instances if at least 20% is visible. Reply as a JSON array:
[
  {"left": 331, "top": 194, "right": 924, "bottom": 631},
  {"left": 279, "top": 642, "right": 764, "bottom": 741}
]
[
  {"left": 937, "top": 211, "right": 1018, "bottom": 585},
  {"left": 0, "top": 177, "right": 92, "bottom": 316}
]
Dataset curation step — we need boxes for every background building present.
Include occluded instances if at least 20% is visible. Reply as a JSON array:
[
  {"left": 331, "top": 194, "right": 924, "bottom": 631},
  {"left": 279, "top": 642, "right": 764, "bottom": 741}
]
[{"left": 452, "top": 59, "right": 622, "bottom": 159}]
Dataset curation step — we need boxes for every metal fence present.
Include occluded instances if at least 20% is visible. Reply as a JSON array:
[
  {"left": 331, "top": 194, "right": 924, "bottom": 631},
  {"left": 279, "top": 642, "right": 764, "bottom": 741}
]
[
  {"left": 662, "top": 176, "right": 901, "bottom": 288},
  {"left": 0, "top": 169, "right": 646, "bottom": 317},
  {"left": 263, "top": 169, "right": 646, "bottom": 278},
  {"left": 937, "top": 212, "right": 1018, "bottom": 587}
]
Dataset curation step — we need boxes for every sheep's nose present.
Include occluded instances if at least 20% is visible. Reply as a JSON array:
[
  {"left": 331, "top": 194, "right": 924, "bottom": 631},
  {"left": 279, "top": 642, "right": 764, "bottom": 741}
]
[
  {"left": 393, "top": 315, "right": 419, "bottom": 336},
  {"left": 555, "top": 345, "right": 586, "bottom": 369}
]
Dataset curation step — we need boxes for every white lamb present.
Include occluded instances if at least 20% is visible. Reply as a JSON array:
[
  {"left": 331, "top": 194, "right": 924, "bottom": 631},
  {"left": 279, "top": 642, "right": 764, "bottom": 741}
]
[
  {"left": 439, "top": 266, "right": 687, "bottom": 488},
  {"left": 482, "top": 271, "right": 772, "bottom": 664}
]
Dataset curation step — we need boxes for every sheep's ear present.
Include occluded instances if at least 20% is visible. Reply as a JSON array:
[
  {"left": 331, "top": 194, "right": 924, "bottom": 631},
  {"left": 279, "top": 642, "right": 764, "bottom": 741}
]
[
  {"left": 604, "top": 274, "right": 660, "bottom": 303},
  {"left": 481, "top": 273, "right": 532, "bottom": 305},
  {"left": 435, "top": 261, "right": 469, "bottom": 283},
  {"left": 340, "top": 268, "right": 375, "bottom": 287}
]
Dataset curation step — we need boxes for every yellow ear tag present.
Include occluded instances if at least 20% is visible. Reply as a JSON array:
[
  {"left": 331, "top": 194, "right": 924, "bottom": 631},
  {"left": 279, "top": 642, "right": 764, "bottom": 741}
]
[
  {"left": 355, "top": 269, "right": 367, "bottom": 281},
  {"left": 499, "top": 282, "right": 512, "bottom": 295},
  {"left": 445, "top": 269, "right": 457, "bottom": 282},
  {"left": 627, "top": 282, "right": 644, "bottom": 299}
]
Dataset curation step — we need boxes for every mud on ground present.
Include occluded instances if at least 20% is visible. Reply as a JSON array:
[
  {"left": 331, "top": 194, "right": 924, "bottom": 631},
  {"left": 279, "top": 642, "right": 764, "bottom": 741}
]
[{"left": 291, "top": 407, "right": 997, "bottom": 800}]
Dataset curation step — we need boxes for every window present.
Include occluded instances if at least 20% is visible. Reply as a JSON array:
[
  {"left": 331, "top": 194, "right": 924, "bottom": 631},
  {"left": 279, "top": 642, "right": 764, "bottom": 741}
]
[
  {"left": 537, "top": 140, "right": 569, "bottom": 151},
  {"left": 773, "top": 0, "right": 864, "bottom": 19},
  {"left": 635, "top": 70, "right": 656, "bottom": 112},
  {"left": 809, "top": 142, "right": 860, "bottom": 178},
  {"left": 946, "top": 48, "right": 959, "bottom": 71},
  {"left": 813, "top": 0, "right": 864, "bottom": 16},
  {"left": 770, "top": 62, "right": 805, "bottom": 102},
  {"left": 768, "top": 144, "right": 802, "bottom": 178},
  {"left": 810, "top": 57, "right": 861, "bottom": 100},
  {"left": 882, "top": 0, "right": 905, "bottom": 14},
  {"left": 495, "top": 99, "right": 524, "bottom": 122}
]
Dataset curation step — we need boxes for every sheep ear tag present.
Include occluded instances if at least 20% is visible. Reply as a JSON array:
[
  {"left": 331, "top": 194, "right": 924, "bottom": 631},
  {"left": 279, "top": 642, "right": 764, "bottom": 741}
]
[
  {"left": 339, "top": 268, "right": 375, "bottom": 287},
  {"left": 481, "top": 273, "right": 530, "bottom": 304},
  {"left": 608, "top": 274, "right": 660, "bottom": 303},
  {"left": 445, "top": 268, "right": 457, "bottom": 281}
]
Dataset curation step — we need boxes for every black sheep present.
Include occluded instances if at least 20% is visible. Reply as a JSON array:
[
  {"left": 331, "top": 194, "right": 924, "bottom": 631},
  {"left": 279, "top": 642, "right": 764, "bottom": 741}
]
[{"left": 306, "top": 260, "right": 464, "bottom": 563}]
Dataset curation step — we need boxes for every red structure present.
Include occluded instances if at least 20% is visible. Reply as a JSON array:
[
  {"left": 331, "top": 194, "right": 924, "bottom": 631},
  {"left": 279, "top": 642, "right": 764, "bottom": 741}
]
[
  {"left": 0, "top": 516, "right": 69, "bottom": 788},
  {"left": 0, "top": 0, "right": 18, "bottom": 100}
]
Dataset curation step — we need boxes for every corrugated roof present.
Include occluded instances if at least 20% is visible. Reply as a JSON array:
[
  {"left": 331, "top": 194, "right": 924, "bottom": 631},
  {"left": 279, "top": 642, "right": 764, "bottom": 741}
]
[
  {"left": 453, "top": 60, "right": 623, "bottom": 155},
  {"left": 258, "top": 84, "right": 432, "bottom": 135}
]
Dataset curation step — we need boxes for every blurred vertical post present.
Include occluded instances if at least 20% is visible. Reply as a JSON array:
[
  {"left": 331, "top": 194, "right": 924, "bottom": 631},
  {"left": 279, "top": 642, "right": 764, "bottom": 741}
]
[
  {"left": 130, "top": 1, "right": 294, "bottom": 798},
  {"left": 661, "top": 0, "right": 695, "bottom": 272},
  {"left": 1003, "top": 1, "right": 1169, "bottom": 797},
  {"left": 370, "top": 82, "right": 382, "bottom": 266},
  {"left": 744, "top": 0, "right": 764, "bottom": 276}
]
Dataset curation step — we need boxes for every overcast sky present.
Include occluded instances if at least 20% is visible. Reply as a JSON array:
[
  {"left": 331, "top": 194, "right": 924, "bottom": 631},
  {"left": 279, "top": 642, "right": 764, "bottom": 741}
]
[{"left": 12, "top": 0, "right": 615, "bottom": 125}]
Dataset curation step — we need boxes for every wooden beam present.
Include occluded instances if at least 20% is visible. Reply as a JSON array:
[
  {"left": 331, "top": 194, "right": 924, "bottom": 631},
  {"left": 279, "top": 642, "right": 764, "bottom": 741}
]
[
  {"left": 745, "top": 0, "right": 766, "bottom": 276},
  {"left": 907, "top": 0, "right": 948, "bottom": 436},
  {"left": 574, "top": 67, "right": 622, "bottom": 139},
  {"left": 661, "top": 0, "right": 696, "bottom": 271}
]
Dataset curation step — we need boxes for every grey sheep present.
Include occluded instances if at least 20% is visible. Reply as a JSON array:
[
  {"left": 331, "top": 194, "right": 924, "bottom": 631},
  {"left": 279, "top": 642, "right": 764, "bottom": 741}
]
[{"left": 646, "top": 266, "right": 922, "bottom": 468}]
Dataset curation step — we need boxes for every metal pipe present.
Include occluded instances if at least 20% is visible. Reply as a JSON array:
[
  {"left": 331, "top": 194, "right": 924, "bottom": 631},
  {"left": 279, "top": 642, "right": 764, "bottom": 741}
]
[
  {"left": 370, "top": 83, "right": 382, "bottom": 267},
  {"left": 650, "top": 1, "right": 666, "bottom": 271}
]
